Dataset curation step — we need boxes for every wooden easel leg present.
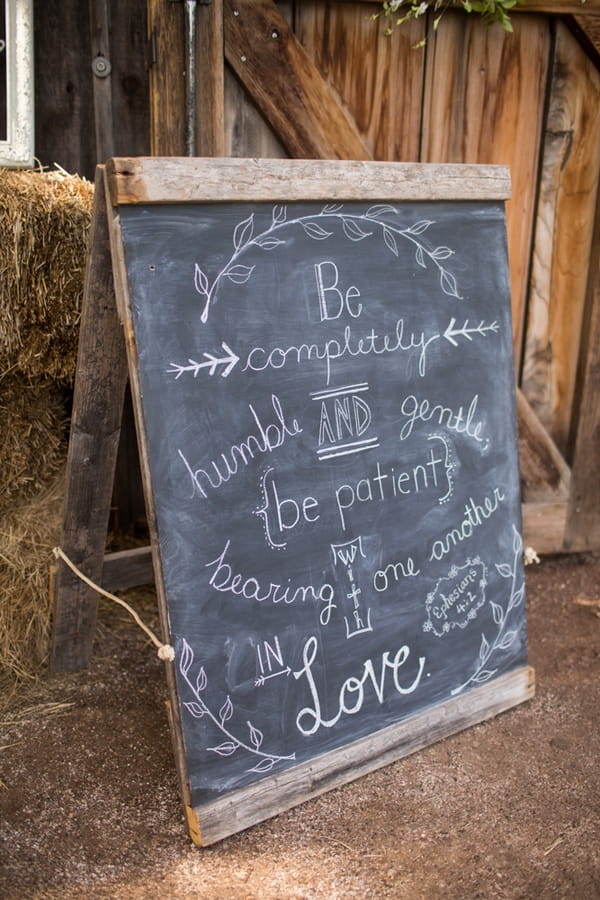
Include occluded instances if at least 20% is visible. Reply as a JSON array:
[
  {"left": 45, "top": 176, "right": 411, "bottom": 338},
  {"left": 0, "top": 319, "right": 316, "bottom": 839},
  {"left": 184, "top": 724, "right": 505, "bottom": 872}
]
[{"left": 50, "top": 168, "right": 129, "bottom": 672}]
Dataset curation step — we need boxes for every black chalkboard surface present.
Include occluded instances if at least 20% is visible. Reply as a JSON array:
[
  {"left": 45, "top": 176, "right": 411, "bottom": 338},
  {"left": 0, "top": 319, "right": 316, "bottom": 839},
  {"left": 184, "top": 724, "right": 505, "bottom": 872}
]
[{"left": 109, "top": 158, "right": 533, "bottom": 846}]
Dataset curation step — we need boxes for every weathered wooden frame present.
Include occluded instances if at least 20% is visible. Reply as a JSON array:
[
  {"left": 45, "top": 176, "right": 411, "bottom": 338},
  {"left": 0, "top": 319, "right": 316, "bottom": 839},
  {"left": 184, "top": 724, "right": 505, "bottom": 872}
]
[
  {"left": 51, "top": 156, "right": 534, "bottom": 846},
  {"left": 0, "top": 0, "right": 34, "bottom": 167}
]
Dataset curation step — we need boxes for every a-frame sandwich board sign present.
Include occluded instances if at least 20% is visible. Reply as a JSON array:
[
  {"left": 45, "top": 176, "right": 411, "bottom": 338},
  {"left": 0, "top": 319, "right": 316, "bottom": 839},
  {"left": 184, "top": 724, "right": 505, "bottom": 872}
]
[{"left": 51, "top": 157, "right": 534, "bottom": 846}]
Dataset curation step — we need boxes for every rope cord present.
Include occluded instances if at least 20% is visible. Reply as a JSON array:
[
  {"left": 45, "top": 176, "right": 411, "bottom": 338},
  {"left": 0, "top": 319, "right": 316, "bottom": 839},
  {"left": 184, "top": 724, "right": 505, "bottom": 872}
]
[{"left": 53, "top": 546, "right": 175, "bottom": 662}]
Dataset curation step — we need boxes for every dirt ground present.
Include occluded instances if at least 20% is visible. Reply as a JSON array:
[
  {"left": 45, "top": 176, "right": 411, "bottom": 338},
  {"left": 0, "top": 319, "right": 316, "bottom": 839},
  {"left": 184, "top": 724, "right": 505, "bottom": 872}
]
[{"left": 1, "top": 551, "right": 598, "bottom": 900}]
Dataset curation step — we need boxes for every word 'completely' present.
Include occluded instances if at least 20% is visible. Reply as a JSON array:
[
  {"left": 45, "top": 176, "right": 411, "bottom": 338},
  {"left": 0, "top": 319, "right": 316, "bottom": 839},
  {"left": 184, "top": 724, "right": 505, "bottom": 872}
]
[{"left": 242, "top": 319, "right": 438, "bottom": 384}]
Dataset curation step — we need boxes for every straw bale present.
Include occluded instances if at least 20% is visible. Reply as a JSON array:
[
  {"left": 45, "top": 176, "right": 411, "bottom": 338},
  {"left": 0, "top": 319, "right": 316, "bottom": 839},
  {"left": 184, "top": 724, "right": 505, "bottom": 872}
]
[
  {"left": 0, "top": 471, "right": 65, "bottom": 693},
  {"left": 0, "top": 168, "right": 94, "bottom": 381},
  {"left": 0, "top": 373, "right": 67, "bottom": 508}
]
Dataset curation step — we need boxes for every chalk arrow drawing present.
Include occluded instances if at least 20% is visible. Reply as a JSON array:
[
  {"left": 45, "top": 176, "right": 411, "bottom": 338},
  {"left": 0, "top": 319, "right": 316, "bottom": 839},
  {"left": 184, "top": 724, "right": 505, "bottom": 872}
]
[
  {"left": 167, "top": 342, "right": 239, "bottom": 379},
  {"left": 443, "top": 318, "right": 499, "bottom": 347},
  {"left": 255, "top": 667, "right": 292, "bottom": 687}
]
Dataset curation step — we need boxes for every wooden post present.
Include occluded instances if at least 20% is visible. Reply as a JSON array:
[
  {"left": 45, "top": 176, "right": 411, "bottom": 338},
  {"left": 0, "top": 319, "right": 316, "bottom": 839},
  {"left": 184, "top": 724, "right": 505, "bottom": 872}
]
[
  {"left": 223, "top": 0, "right": 371, "bottom": 160},
  {"left": 89, "top": 0, "right": 115, "bottom": 163},
  {"left": 50, "top": 170, "right": 129, "bottom": 672},
  {"left": 147, "top": 0, "right": 186, "bottom": 155},
  {"left": 564, "top": 182, "right": 600, "bottom": 551},
  {"left": 196, "top": 0, "right": 225, "bottom": 156}
]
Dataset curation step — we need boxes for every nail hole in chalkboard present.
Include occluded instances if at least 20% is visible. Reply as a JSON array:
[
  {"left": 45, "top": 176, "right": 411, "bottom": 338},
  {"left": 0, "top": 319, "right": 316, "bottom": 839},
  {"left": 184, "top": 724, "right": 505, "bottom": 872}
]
[{"left": 149, "top": 265, "right": 156, "bottom": 271}]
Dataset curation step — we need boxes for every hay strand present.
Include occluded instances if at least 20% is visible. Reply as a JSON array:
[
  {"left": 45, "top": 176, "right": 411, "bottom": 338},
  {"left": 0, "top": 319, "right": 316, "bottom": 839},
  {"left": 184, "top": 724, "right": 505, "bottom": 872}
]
[
  {"left": 0, "top": 472, "right": 65, "bottom": 698},
  {"left": 0, "top": 167, "right": 93, "bottom": 381},
  {"left": 0, "top": 168, "right": 95, "bottom": 707},
  {"left": 0, "top": 372, "right": 67, "bottom": 508}
]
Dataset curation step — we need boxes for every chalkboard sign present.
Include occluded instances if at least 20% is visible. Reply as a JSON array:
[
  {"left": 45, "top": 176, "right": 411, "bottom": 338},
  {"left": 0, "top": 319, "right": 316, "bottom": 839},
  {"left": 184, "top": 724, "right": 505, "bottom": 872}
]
[{"left": 107, "top": 158, "right": 533, "bottom": 846}]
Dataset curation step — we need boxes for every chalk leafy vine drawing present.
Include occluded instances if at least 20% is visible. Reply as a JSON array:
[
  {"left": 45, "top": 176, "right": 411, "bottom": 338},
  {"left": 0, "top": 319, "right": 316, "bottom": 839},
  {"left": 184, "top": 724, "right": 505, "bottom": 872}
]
[
  {"left": 194, "top": 203, "right": 462, "bottom": 323},
  {"left": 451, "top": 526, "right": 524, "bottom": 695},
  {"left": 178, "top": 638, "right": 296, "bottom": 774}
]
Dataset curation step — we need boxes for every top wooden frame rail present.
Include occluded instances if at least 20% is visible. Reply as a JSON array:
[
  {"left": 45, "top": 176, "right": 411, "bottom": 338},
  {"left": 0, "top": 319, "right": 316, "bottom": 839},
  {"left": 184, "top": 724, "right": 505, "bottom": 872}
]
[{"left": 105, "top": 158, "right": 511, "bottom": 206}]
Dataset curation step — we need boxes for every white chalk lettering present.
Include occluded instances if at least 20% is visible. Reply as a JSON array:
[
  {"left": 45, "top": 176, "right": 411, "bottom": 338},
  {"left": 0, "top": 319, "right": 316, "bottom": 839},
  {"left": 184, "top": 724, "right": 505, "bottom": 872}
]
[
  {"left": 431, "top": 569, "right": 478, "bottom": 620},
  {"left": 242, "top": 319, "right": 439, "bottom": 385},
  {"left": 293, "top": 635, "right": 426, "bottom": 736},
  {"left": 429, "top": 488, "right": 506, "bottom": 561},
  {"left": 314, "top": 260, "right": 363, "bottom": 321},
  {"left": 335, "top": 448, "right": 449, "bottom": 532},
  {"left": 399, "top": 393, "right": 485, "bottom": 443},
  {"left": 205, "top": 540, "right": 336, "bottom": 615},
  {"left": 178, "top": 394, "right": 302, "bottom": 499},
  {"left": 373, "top": 556, "right": 421, "bottom": 593},
  {"left": 254, "top": 467, "right": 320, "bottom": 550}
]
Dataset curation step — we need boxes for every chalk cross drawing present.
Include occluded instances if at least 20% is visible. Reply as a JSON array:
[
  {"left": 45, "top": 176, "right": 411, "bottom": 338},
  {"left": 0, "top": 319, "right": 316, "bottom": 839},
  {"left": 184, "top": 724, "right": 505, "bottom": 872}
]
[{"left": 331, "top": 537, "right": 373, "bottom": 638}]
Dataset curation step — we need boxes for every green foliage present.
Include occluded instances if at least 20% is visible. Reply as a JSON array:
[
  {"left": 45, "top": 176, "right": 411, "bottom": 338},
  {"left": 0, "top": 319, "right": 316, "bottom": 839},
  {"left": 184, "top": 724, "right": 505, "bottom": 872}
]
[{"left": 372, "top": 0, "right": 524, "bottom": 40}]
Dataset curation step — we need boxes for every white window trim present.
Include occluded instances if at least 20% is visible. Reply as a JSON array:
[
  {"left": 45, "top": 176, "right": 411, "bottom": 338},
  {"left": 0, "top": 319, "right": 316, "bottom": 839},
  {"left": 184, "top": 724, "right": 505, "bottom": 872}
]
[{"left": 0, "top": 0, "right": 34, "bottom": 168}]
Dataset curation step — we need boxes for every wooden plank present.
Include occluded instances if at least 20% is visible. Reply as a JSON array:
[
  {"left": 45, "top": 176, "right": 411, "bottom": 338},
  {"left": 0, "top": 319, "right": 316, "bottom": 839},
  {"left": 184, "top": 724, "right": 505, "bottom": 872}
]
[
  {"left": 564, "top": 183, "right": 600, "bottom": 551},
  {"left": 50, "top": 169, "right": 129, "bottom": 672},
  {"left": 196, "top": 0, "right": 225, "bottom": 156},
  {"left": 295, "top": 1, "right": 426, "bottom": 162},
  {"left": 187, "top": 665, "right": 534, "bottom": 845},
  {"left": 516, "top": 388, "right": 570, "bottom": 503},
  {"left": 33, "top": 0, "right": 96, "bottom": 178},
  {"left": 89, "top": 0, "right": 114, "bottom": 162},
  {"left": 522, "top": 501, "right": 568, "bottom": 554},
  {"left": 102, "top": 546, "right": 154, "bottom": 593},
  {"left": 224, "top": 66, "right": 287, "bottom": 158},
  {"left": 420, "top": 12, "right": 551, "bottom": 361},
  {"left": 89, "top": 0, "right": 149, "bottom": 534},
  {"left": 105, "top": 156, "right": 511, "bottom": 204},
  {"left": 110, "top": 385, "right": 147, "bottom": 533},
  {"left": 105, "top": 167, "right": 194, "bottom": 825},
  {"left": 109, "top": 0, "right": 151, "bottom": 158},
  {"left": 571, "top": 15, "right": 600, "bottom": 63},
  {"left": 223, "top": 0, "right": 371, "bottom": 160},
  {"left": 147, "top": 0, "right": 186, "bottom": 155},
  {"left": 223, "top": 2, "right": 290, "bottom": 158},
  {"left": 521, "top": 23, "right": 600, "bottom": 455}
]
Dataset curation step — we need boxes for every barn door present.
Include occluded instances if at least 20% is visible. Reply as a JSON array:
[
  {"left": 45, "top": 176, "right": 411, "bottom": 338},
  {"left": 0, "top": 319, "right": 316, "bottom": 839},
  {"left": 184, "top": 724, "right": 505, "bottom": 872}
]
[{"left": 145, "top": 0, "right": 600, "bottom": 553}]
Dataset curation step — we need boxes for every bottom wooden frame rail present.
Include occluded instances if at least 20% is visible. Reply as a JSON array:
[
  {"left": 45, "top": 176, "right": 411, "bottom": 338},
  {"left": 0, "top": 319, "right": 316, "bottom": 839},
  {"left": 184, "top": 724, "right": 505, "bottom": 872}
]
[{"left": 171, "top": 665, "right": 535, "bottom": 847}]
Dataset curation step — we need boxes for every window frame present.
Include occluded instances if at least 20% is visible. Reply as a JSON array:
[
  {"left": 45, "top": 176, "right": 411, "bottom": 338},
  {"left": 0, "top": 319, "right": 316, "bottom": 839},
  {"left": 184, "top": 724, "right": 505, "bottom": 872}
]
[{"left": 0, "top": 0, "right": 34, "bottom": 168}]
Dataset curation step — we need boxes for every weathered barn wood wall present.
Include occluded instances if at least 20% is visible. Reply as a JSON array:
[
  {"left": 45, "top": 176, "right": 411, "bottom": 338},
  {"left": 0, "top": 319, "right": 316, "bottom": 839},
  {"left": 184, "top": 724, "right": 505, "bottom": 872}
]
[
  {"left": 33, "top": 0, "right": 150, "bottom": 177},
  {"left": 31, "top": 0, "right": 600, "bottom": 553},
  {"left": 522, "top": 25, "right": 600, "bottom": 454}
]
